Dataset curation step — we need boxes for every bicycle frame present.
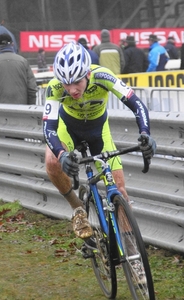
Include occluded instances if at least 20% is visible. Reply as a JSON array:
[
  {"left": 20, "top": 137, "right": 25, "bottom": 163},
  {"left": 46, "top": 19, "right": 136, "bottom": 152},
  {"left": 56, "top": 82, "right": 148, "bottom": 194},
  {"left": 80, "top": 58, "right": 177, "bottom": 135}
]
[
  {"left": 71, "top": 142, "right": 149, "bottom": 262},
  {"left": 82, "top": 154, "right": 127, "bottom": 262}
]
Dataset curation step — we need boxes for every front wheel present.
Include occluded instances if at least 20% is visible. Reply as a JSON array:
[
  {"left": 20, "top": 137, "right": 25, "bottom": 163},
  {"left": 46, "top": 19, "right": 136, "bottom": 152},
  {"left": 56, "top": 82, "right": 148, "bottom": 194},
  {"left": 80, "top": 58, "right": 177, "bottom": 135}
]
[
  {"left": 113, "top": 195, "right": 155, "bottom": 300},
  {"left": 79, "top": 184, "right": 117, "bottom": 299}
]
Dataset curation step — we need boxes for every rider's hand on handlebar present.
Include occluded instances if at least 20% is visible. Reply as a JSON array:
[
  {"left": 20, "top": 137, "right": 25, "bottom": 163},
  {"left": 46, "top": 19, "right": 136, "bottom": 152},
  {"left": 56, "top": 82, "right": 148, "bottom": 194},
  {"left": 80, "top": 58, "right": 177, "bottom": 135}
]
[
  {"left": 138, "top": 134, "right": 156, "bottom": 159},
  {"left": 59, "top": 151, "right": 79, "bottom": 177}
]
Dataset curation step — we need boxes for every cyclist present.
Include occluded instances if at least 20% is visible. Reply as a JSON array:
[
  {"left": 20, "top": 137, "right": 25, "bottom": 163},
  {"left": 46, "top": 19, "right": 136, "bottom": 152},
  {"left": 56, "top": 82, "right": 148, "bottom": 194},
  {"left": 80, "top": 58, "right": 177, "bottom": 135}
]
[{"left": 43, "top": 41, "right": 156, "bottom": 240}]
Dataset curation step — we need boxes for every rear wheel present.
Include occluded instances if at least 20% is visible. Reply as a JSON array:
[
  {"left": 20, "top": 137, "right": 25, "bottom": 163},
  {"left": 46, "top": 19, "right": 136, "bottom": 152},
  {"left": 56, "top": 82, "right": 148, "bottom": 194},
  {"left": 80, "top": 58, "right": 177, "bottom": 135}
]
[
  {"left": 79, "top": 185, "right": 117, "bottom": 299},
  {"left": 113, "top": 195, "right": 155, "bottom": 300}
]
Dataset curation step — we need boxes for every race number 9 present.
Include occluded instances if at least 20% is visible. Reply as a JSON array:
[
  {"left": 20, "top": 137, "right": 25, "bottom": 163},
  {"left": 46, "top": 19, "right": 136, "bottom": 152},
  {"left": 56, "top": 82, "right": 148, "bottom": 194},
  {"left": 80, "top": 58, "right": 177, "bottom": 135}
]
[
  {"left": 45, "top": 103, "right": 51, "bottom": 115},
  {"left": 43, "top": 100, "right": 59, "bottom": 119}
]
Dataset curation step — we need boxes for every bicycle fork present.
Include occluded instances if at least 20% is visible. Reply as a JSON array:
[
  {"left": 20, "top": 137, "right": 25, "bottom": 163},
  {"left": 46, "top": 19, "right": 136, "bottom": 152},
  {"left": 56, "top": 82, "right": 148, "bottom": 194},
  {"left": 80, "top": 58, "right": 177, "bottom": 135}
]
[{"left": 108, "top": 204, "right": 141, "bottom": 266}]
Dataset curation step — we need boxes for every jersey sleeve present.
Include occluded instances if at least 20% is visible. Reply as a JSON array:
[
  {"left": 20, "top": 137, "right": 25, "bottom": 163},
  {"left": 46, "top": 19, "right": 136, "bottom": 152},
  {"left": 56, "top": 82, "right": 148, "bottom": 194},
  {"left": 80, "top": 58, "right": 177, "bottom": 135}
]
[
  {"left": 42, "top": 78, "right": 65, "bottom": 157},
  {"left": 122, "top": 94, "right": 150, "bottom": 135},
  {"left": 114, "top": 77, "right": 150, "bottom": 134},
  {"left": 93, "top": 67, "right": 150, "bottom": 135}
]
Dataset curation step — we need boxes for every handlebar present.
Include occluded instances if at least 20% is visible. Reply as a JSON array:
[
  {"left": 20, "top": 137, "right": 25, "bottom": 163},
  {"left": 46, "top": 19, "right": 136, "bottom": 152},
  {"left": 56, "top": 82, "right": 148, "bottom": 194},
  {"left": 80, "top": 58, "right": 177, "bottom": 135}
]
[{"left": 71, "top": 144, "right": 150, "bottom": 190}]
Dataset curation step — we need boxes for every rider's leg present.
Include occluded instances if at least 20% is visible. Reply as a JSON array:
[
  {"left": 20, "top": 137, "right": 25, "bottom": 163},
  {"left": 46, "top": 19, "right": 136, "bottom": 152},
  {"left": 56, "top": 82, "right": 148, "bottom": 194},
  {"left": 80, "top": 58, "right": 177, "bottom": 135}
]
[
  {"left": 45, "top": 145, "right": 93, "bottom": 238},
  {"left": 112, "top": 168, "right": 129, "bottom": 201},
  {"left": 92, "top": 117, "right": 130, "bottom": 203},
  {"left": 45, "top": 145, "right": 83, "bottom": 208}
]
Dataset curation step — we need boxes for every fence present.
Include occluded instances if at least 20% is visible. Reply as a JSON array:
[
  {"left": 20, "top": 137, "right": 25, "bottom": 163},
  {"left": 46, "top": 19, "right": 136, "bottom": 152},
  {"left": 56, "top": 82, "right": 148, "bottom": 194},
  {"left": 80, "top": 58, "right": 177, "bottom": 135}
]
[
  {"left": 107, "top": 88, "right": 184, "bottom": 112},
  {"left": 0, "top": 104, "right": 183, "bottom": 253}
]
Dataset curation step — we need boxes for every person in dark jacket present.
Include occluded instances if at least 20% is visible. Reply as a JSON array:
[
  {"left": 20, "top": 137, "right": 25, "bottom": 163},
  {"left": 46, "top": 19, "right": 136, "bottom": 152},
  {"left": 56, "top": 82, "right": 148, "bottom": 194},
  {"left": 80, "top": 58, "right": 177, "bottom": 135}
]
[
  {"left": 0, "top": 20, "right": 18, "bottom": 53},
  {"left": 164, "top": 36, "right": 179, "bottom": 59},
  {"left": 37, "top": 48, "right": 48, "bottom": 72},
  {"left": 93, "top": 29, "right": 125, "bottom": 74},
  {"left": 77, "top": 37, "right": 99, "bottom": 65},
  {"left": 122, "top": 36, "right": 148, "bottom": 73},
  {"left": 180, "top": 43, "right": 184, "bottom": 69},
  {"left": 146, "top": 34, "right": 169, "bottom": 72},
  {"left": 0, "top": 33, "right": 37, "bottom": 104}
]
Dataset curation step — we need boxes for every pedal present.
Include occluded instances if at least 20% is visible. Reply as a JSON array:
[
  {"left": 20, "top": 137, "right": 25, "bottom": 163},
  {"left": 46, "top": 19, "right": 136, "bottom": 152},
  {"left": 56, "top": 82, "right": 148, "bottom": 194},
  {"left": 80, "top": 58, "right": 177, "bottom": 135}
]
[{"left": 81, "top": 244, "right": 94, "bottom": 259}]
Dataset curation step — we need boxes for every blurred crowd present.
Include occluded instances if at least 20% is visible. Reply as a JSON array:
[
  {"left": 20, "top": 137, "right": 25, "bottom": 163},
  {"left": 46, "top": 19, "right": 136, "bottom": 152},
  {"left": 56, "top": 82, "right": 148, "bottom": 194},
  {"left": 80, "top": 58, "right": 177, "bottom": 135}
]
[
  {"left": 74, "top": 30, "right": 182, "bottom": 75},
  {"left": 0, "top": 21, "right": 183, "bottom": 105}
]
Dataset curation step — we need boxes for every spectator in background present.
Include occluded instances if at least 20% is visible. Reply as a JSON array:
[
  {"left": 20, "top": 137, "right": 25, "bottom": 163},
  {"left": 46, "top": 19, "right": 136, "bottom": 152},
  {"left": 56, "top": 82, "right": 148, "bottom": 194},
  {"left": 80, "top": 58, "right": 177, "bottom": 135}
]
[
  {"left": 93, "top": 29, "right": 125, "bottom": 74},
  {"left": 122, "top": 36, "right": 148, "bottom": 73},
  {"left": 180, "top": 43, "right": 184, "bottom": 69},
  {"left": 0, "top": 19, "right": 18, "bottom": 53},
  {"left": 164, "top": 36, "right": 179, "bottom": 59},
  {"left": 0, "top": 33, "right": 37, "bottom": 104},
  {"left": 37, "top": 48, "right": 48, "bottom": 72},
  {"left": 146, "top": 34, "right": 169, "bottom": 72},
  {"left": 119, "top": 38, "right": 126, "bottom": 51},
  {"left": 77, "top": 37, "right": 99, "bottom": 65}
]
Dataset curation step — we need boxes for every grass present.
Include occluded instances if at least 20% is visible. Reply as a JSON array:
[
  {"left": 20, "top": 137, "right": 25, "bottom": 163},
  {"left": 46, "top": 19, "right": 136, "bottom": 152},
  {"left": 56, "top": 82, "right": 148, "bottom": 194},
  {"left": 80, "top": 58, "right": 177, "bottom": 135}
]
[{"left": 0, "top": 200, "right": 184, "bottom": 300}]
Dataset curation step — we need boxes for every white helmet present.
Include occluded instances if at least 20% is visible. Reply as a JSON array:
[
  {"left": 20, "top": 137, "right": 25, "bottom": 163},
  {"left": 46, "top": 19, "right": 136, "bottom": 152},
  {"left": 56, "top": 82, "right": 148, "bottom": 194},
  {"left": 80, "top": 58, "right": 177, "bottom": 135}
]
[{"left": 53, "top": 41, "right": 91, "bottom": 84}]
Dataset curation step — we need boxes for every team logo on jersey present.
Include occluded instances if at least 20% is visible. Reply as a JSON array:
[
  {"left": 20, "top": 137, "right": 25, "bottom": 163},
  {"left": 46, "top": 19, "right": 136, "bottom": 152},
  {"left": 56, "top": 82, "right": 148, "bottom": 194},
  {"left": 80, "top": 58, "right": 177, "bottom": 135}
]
[
  {"left": 53, "top": 82, "right": 62, "bottom": 90},
  {"left": 86, "top": 86, "right": 97, "bottom": 93},
  {"left": 94, "top": 72, "right": 116, "bottom": 83},
  {"left": 68, "top": 99, "right": 104, "bottom": 111},
  {"left": 46, "top": 86, "right": 54, "bottom": 98}
]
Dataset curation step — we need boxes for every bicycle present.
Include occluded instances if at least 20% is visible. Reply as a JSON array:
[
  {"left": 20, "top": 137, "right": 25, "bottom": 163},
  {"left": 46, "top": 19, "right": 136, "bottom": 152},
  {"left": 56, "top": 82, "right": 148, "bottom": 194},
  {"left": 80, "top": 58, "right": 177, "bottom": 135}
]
[{"left": 70, "top": 140, "right": 155, "bottom": 300}]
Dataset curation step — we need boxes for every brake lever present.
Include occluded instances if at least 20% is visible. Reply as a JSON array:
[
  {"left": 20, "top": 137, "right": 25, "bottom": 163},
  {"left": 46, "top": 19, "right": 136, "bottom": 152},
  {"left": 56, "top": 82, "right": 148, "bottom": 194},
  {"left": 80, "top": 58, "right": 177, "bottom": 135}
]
[
  {"left": 142, "top": 155, "right": 150, "bottom": 173},
  {"left": 72, "top": 174, "right": 79, "bottom": 190}
]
